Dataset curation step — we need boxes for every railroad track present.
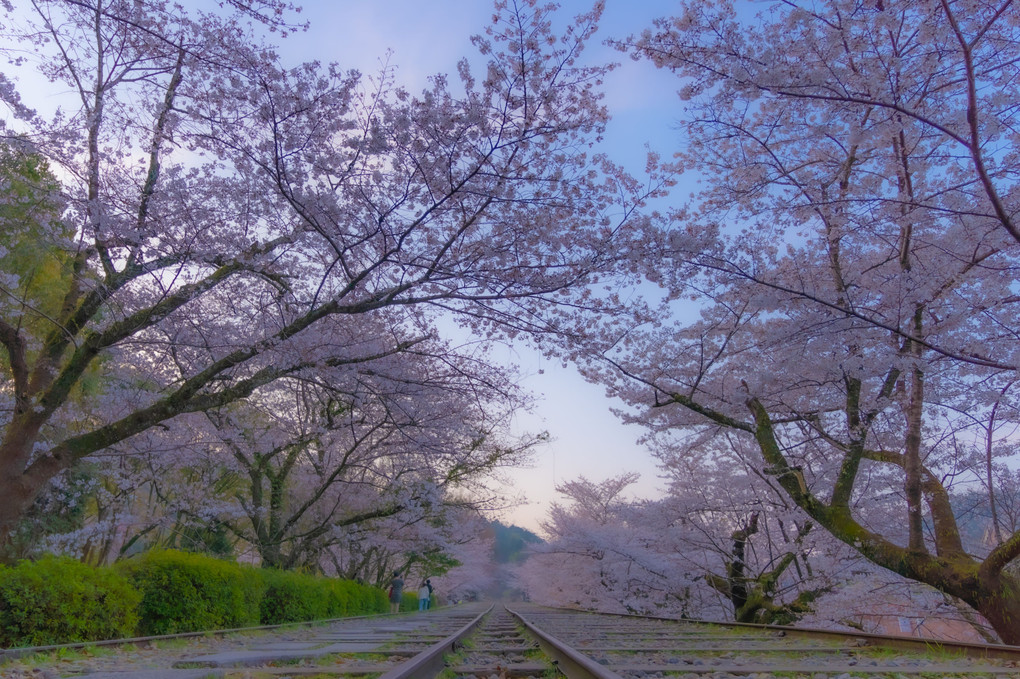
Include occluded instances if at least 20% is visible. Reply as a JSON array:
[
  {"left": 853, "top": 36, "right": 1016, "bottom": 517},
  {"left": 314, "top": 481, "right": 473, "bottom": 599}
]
[
  {"left": 3, "top": 602, "right": 1020, "bottom": 678},
  {"left": 506, "top": 603, "right": 1020, "bottom": 678}
]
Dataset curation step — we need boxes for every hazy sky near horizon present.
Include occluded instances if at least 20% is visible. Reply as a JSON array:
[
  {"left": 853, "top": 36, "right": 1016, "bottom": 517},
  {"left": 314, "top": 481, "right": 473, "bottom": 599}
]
[{"left": 278, "top": 0, "right": 687, "bottom": 533}]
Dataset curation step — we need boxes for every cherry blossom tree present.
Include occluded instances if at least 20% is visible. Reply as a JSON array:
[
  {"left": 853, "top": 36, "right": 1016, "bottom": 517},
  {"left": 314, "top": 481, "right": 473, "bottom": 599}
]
[
  {"left": 23, "top": 418, "right": 256, "bottom": 564},
  {"left": 321, "top": 490, "right": 494, "bottom": 589},
  {"left": 521, "top": 466, "right": 995, "bottom": 638},
  {"left": 524, "top": 475, "right": 687, "bottom": 616},
  {"left": 522, "top": 463, "right": 845, "bottom": 622},
  {"left": 379, "top": 509, "right": 501, "bottom": 602},
  {"left": 0, "top": 0, "right": 647, "bottom": 546},
  {"left": 652, "top": 435, "right": 865, "bottom": 625},
  {"left": 798, "top": 561, "right": 999, "bottom": 643},
  {"left": 578, "top": 0, "right": 1020, "bottom": 642},
  {"left": 435, "top": 530, "right": 500, "bottom": 603},
  {"left": 197, "top": 333, "right": 538, "bottom": 570},
  {"left": 30, "top": 328, "right": 539, "bottom": 571},
  {"left": 519, "top": 473, "right": 683, "bottom": 614}
]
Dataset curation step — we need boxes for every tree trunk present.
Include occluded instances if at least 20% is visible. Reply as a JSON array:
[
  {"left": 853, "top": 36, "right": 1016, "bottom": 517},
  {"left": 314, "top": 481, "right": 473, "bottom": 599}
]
[
  {"left": 745, "top": 395, "right": 1020, "bottom": 643},
  {"left": 727, "top": 512, "right": 759, "bottom": 615},
  {"left": 0, "top": 467, "right": 43, "bottom": 554},
  {"left": 973, "top": 575, "right": 1020, "bottom": 645},
  {"left": 903, "top": 308, "right": 926, "bottom": 553}
]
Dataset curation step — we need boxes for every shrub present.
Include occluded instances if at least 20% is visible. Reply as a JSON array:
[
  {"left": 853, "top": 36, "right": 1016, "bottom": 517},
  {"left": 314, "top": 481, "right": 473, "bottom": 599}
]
[
  {"left": 0, "top": 555, "right": 140, "bottom": 647},
  {"left": 324, "top": 578, "right": 351, "bottom": 617},
  {"left": 260, "top": 569, "right": 329, "bottom": 624},
  {"left": 0, "top": 550, "right": 390, "bottom": 646},
  {"left": 341, "top": 579, "right": 388, "bottom": 616},
  {"left": 260, "top": 570, "right": 387, "bottom": 623},
  {"left": 116, "top": 550, "right": 263, "bottom": 635}
]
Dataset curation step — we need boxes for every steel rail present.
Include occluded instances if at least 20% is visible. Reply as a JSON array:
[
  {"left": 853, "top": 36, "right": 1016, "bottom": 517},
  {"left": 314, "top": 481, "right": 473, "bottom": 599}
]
[
  {"left": 505, "top": 604, "right": 626, "bottom": 679},
  {"left": 376, "top": 603, "right": 493, "bottom": 679}
]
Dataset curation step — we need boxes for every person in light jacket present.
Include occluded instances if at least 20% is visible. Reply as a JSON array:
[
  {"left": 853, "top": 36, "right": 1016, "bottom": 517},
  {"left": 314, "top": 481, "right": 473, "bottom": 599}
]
[{"left": 418, "top": 581, "right": 430, "bottom": 610}]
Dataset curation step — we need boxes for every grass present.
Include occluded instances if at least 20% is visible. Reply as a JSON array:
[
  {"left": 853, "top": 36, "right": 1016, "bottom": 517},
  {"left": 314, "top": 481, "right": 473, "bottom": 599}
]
[
  {"left": 2, "top": 643, "right": 116, "bottom": 668},
  {"left": 435, "top": 644, "right": 470, "bottom": 679},
  {"left": 520, "top": 647, "right": 561, "bottom": 678},
  {"left": 215, "top": 665, "right": 347, "bottom": 677},
  {"left": 0, "top": 645, "right": 120, "bottom": 679}
]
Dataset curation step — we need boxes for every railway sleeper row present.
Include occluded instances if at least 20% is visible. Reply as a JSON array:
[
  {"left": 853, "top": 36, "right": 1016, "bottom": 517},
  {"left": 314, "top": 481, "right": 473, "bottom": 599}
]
[
  {"left": 507, "top": 604, "right": 1020, "bottom": 679},
  {"left": 440, "top": 606, "right": 551, "bottom": 678},
  {"left": 4, "top": 603, "right": 1020, "bottom": 678}
]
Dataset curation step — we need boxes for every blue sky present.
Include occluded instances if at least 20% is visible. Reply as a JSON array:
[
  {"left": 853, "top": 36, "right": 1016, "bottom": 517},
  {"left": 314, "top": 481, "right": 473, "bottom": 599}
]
[{"left": 275, "top": 0, "right": 687, "bottom": 532}]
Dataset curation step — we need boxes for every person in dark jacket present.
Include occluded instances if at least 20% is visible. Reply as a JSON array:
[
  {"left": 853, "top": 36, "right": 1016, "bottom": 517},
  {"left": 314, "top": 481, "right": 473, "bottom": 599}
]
[{"left": 388, "top": 571, "right": 404, "bottom": 614}]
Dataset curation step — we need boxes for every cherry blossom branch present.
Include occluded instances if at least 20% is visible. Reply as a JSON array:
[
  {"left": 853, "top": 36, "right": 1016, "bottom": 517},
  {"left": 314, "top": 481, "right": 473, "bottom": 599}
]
[
  {"left": 938, "top": 0, "right": 1020, "bottom": 246},
  {"left": 980, "top": 529, "right": 1020, "bottom": 580},
  {"left": 860, "top": 447, "right": 966, "bottom": 558},
  {"left": 692, "top": 254, "right": 1014, "bottom": 371}
]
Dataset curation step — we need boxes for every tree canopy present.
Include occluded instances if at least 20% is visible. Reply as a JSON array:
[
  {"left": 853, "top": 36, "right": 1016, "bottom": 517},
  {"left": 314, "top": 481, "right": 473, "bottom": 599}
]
[
  {"left": 4, "top": 0, "right": 1020, "bottom": 644},
  {"left": 0, "top": 0, "right": 646, "bottom": 549},
  {"left": 572, "top": 0, "right": 1020, "bottom": 643}
]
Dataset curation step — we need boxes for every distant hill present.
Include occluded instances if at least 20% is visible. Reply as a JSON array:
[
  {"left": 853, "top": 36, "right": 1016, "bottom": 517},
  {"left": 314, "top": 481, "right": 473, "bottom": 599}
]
[{"left": 491, "top": 521, "right": 543, "bottom": 564}]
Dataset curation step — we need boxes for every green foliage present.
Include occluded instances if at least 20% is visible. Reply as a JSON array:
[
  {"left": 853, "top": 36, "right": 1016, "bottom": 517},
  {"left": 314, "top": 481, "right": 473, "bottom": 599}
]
[
  {"left": 491, "top": 521, "right": 542, "bottom": 564},
  {"left": 116, "top": 550, "right": 264, "bottom": 635},
  {"left": 0, "top": 144, "right": 73, "bottom": 339},
  {"left": 414, "top": 549, "right": 461, "bottom": 576},
  {"left": 260, "top": 569, "right": 331, "bottom": 623},
  {"left": 334, "top": 578, "right": 387, "bottom": 616},
  {"left": 0, "top": 555, "right": 140, "bottom": 647},
  {"left": 0, "top": 550, "right": 387, "bottom": 645},
  {"left": 400, "top": 590, "right": 418, "bottom": 611},
  {"left": 0, "top": 145, "right": 108, "bottom": 562},
  {"left": 167, "top": 520, "right": 236, "bottom": 559},
  {"left": 260, "top": 570, "right": 388, "bottom": 623}
]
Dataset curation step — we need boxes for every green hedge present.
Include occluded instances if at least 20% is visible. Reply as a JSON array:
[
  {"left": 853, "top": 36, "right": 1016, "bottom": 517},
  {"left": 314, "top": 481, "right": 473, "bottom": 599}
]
[
  {"left": 342, "top": 578, "right": 388, "bottom": 615},
  {"left": 0, "top": 556, "right": 140, "bottom": 647},
  {"left": 116, "top": 550, "right": 265, "bottom": 635},
  {"left": 0, "top": 550, "right": 390, "bottom": 648},
  {"left": 260, "top": 569, "right": 330, "bottom": 624},
  {"left": 260, "top": 570, "right": 387, "bottom": 623}
]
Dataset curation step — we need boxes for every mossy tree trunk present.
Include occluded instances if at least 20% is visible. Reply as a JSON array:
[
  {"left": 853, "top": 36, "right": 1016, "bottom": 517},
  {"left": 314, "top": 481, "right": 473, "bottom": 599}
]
[{"left": 706, "top": 512, "right": 824, "bottom": 625}]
